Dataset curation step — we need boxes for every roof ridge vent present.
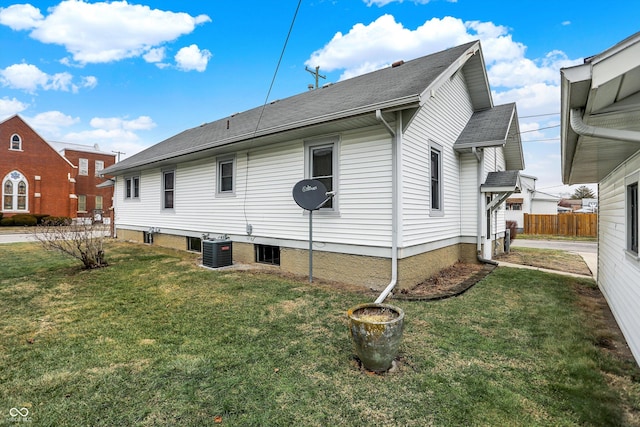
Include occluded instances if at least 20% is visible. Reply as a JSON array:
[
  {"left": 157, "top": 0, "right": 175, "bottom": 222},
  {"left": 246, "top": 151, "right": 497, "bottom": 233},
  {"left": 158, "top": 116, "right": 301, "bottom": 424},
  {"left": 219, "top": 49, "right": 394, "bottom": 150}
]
[{"left": 392, "top": 60, "right": 404, "bottom": 68}]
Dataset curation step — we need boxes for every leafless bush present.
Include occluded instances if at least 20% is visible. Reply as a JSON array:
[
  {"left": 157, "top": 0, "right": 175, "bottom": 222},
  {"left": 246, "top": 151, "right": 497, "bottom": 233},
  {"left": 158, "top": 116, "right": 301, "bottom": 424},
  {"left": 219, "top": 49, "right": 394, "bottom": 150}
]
[{"left": 34, "top": 220, "right": 108, "bottom": 269}]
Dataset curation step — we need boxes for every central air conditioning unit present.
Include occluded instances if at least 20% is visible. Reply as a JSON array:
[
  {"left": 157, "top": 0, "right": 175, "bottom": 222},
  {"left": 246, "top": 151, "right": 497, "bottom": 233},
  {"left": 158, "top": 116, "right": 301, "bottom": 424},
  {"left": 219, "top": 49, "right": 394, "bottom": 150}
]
[{"left": 202, "top": 239, "right": 233, "bottom": 268}]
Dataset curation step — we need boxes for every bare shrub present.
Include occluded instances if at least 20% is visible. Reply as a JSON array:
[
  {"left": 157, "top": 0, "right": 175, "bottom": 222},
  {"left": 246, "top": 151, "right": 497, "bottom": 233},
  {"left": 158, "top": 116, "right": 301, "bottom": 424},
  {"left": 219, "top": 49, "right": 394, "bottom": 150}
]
[{"left": 34, "top": 219, "right": 108, "bottom": 269}]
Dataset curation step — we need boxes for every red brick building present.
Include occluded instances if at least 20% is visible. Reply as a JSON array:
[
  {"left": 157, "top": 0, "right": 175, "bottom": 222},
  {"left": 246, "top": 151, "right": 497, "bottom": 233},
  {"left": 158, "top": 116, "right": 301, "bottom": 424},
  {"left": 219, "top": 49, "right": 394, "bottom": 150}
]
[{"left": 1, "top": 114, "right": 115, "bottom": 220}]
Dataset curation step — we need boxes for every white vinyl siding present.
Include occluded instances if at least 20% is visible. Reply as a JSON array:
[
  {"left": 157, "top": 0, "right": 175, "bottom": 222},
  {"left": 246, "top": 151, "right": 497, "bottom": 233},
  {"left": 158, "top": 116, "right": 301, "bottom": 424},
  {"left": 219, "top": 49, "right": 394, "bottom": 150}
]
[
  {"left": 401, "top": 70, "right": 473, "bottom": 247},
  {"left": 599, "top": 149, "right": 640, "bottom": 364},
  {"left": 112, "top": 129, "right": 393, "bottom": 250},
  {"left": 460, "top": 153, "right": 479, "bottom": 236}
]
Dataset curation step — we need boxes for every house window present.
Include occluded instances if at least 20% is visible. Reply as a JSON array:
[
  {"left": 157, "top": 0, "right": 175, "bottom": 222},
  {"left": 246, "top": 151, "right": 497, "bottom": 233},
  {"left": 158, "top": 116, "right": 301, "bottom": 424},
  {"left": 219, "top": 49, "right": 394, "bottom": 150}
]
[
  {"left": 2, "top": 171, "right": 28, "bottom": 212},
  {"left": 163, "top": 170, "right": 175, "bottom": 209},
  {"left": 628, "top": 182, "right": 638, "bottom": 255},
  {"left": 78, "top": 195, "right": 87, "bottom": 212},
  {"left": 79, "top": 158, "right": 89, "bottom": 176},
  {"left": 125, "top": 175, "right": 140, "bottom": 199},
  {"left": 217, "top": 156, "right": 235, "bottom": 195},
  {"left": 507, "top": 202, "right": 522, "bottom": 211},
  {"left": 10, "top": 134, "right": 22, "bottom": 150},
  {"left": 95, "top": 160, "right": 104, "bottom": 176},
  {"left": 256, "top": 244, "right": 280, "bottom": 265},
  {"left": 95, "top": 195, "right": 103, "bottom": 210},
  {"left": 430, "top": 142, "right": 443, "bottom": 215},
  {"left": 187, "top": 237, "right": 202, "bottom": 252},
  {"left": 305, "top": 137, "right": 338, "bottom": 210}
]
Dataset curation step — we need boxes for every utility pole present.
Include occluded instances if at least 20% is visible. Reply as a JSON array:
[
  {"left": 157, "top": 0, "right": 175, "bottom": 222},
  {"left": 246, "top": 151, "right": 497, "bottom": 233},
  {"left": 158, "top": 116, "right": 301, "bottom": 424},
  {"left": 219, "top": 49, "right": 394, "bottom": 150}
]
[
  {"left": 112, "top": 150, "right": 126, "bottom": 162},
  {"left": 305, "top": 65, "right": 326, "bottom": 90}
]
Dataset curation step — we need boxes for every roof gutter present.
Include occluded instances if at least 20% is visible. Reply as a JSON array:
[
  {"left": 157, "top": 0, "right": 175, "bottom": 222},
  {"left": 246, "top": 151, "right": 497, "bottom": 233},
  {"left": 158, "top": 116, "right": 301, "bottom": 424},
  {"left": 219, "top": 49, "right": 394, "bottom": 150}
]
[
  {"left": 570, "top": 108, "right": 640, "bottom": 143},
  {"left": 103, "top": 96, "right": 421, "bottom": 175},
  {"left": 374, "top": 109, "right": 400, "bottom": 304}
]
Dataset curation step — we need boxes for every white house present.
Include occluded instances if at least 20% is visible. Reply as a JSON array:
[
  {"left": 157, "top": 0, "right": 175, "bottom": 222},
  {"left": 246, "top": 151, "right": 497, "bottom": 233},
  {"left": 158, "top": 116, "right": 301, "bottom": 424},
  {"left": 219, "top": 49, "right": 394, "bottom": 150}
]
[
  {"left": 561, "top": 31, "right": 640, "bottom": 365},
  {"left": 505, "top": 174, "right": 561, "bottom": 231},
  {"left": 103, "top": 41, "right": 524, "bottom": 292}
]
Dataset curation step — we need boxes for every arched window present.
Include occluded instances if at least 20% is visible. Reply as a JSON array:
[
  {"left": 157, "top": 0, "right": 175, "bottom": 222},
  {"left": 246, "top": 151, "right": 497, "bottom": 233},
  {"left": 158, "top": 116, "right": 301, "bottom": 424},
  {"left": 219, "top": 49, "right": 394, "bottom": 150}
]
[
  {"left": 10, "top": 134, "right": 22, "bottom": 150},
  {"left": 2, "top": 171, "right": 28, "bottom": 212}
]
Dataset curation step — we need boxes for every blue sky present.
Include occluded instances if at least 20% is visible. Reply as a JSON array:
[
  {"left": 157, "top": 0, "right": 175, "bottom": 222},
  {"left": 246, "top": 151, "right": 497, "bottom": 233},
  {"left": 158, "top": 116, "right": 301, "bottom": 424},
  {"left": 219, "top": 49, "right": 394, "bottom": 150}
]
[{"left": 1, "top": 0, "right": 638, "bottom": 196}]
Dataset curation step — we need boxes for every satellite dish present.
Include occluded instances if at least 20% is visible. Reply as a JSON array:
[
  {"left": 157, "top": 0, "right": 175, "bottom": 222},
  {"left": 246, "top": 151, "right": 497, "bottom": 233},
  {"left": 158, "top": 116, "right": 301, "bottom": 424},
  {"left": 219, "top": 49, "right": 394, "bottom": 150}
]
[{"left": 292, "top": 179, "right": 329, "bottom": 211}]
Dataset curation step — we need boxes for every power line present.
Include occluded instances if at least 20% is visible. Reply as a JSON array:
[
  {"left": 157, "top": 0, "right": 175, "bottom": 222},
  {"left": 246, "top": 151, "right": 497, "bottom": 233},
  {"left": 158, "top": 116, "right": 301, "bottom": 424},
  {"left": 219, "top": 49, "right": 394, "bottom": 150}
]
[
  {"left": 520, "top": 124, "right": 560, "bottom": 133},
  {"left": 522, "top": 138, "right": 560, "bottom": 143},
  {"left": 520, "top": 112, "right": 560, "bottom": 118},
  {"left": 243, "top": 0, "right": 302, "bottom": 230}
]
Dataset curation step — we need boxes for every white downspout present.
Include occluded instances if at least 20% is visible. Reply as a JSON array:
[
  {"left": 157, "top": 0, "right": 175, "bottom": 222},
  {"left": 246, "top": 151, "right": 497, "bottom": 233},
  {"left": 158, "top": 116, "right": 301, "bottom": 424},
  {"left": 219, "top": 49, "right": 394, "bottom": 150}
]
[
  {"left": 473, "top": 147, "right": 498, "bottom": 265},
  {"left": 570, "top": 108, "right": 640, "bottom": 143},
  {"left": 375, "top": 110, "right": 400, "bottom": 303}
]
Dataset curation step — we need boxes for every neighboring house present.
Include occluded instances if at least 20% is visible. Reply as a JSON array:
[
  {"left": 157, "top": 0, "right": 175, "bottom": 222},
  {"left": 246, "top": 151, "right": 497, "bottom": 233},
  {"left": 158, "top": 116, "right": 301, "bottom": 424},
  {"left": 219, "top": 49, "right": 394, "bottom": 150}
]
[
  {"left": 0, "top": 114, "right": 115, "bottom": 220},
  {"left": 49, "top": 141, "right": 116, "bottom": 221},
  {"left": 558, "top": 198, "right": 583, "bottom": 212},
  {"left": 561, "top": 31, "right": 640, "bottom": 365},
  {"left": 103, "top": 41, "right": 524, "bottom": 290},
  {"left": 505, "top": 174, "right": 560, "bottom": 230}
]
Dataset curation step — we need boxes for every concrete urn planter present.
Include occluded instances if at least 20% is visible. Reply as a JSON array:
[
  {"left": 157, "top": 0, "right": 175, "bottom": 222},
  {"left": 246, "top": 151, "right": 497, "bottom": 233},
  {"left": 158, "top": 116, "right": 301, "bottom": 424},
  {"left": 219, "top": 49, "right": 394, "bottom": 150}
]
[{"left": 347, "top": 303, "right": 405, "bottom": 372}]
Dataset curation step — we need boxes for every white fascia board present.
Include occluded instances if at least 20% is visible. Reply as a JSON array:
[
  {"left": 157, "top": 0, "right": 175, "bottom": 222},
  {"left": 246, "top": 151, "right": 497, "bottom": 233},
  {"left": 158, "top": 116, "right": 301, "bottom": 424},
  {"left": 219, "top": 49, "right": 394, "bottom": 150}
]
[{"left": 419, "top": 41, "right": 482, "bottom": 106}]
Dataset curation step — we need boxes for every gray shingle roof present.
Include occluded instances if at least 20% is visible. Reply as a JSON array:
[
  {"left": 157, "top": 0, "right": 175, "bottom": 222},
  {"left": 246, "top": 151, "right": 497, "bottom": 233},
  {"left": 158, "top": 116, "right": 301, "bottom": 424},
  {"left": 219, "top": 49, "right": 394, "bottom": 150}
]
[
  {"left": 104, "top": 41, "right": 478, "bottom": 174},
  {"left": 480, "top": 170, "right": 521, "bottom": 192},
  {"left": 454, "top": 103, "right": 516, "bottom": 148},
  {"left": 453, "top": 102, "right": 525, "bottom": 171}
]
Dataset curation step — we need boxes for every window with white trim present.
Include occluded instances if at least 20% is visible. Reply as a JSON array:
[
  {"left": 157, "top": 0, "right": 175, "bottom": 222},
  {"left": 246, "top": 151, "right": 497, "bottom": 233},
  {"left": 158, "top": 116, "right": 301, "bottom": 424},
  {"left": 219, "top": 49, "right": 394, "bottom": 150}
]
[
  {"left": 163, "top": 169, "right": 175, "bottom": 209},
  {"left": 305, "top": 137, "right": 338, "bottom": 210},
  {"left": 2, "top": 171, "right": 28, "bottom": 212},
  {"left": 10, "top": 134, "right": 22, "bottom": 150},
  {"left": 430, "top": 142, "right": 443, "bottom": 216},
  {"left": 628, "top": 177, "right": 639, "bottom": 256},
  {"left": 95, "top": 160, "right": 104, "bottom": 176},
  {"left": 217, "top": 156, "right": 235, "bottom": 195},
  {"left": 124, "top": 175, "right": 140, "bottom": 200},
  {"left": 95, "top": 195, "right": 103, "bottom": 210},
  {"left": 78, "top": 195, "right": 87, "bottom": 212},
  {"left": 79, "top": 158, "right": 89, "bottom": 176}
]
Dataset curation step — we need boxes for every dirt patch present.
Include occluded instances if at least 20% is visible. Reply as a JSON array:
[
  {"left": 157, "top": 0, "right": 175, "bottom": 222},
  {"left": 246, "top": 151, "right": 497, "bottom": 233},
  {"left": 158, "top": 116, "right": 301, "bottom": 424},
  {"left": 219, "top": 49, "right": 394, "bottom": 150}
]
[
  {"left": 495, "top": 247, "right": 591, "bottom": 276},
  {"left": 394, "top": 262, "right": 496, "bottom": 301}
]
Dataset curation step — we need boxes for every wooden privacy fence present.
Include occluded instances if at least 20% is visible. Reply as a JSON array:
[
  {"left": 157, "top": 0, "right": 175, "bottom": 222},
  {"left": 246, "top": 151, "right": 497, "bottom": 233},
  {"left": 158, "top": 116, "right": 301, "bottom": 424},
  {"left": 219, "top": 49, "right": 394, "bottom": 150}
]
[{"left": 523, "top": 213, "right": 598, "bottom": 237}]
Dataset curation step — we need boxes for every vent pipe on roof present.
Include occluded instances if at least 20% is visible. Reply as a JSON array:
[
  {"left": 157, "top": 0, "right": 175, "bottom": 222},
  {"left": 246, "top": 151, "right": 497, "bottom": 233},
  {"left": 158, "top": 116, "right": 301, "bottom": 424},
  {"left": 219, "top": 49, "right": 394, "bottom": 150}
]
[
  {"left": 570, "top": 108, "right": 640, "bottom": 143},
  {"left": 392, "top": 60, "right": 404, "bottom": 68}
]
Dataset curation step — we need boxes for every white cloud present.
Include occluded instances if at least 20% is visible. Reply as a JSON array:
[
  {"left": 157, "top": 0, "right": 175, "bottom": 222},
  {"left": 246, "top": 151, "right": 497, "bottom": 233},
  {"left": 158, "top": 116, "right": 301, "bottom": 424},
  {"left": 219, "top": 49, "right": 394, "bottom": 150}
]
[
  {"left": 143, "top": 47, "right": 166, "bottom": 63},
  {"left": 27, "top": 110, "right": 80, "bottom": 136},
  {"left": 364, "top": 0, "right": 438, "bottom": 6},
  {"left": 0, "top": 4, "right": 43, "bottom": 30},
  {"left": 61, "top": 115, "right": 157, "bottom": 159},
  {"left": 0, "top": 63, "right": 98, "bottom": 94},
  {"left": 306, "top": 15, "right": 476, "bottom": 79},
  {"left": 0, "top": 97, "right": 28, "bottom": 119},
  {"left": 305, "top": 15, "right": 582, "bottom": 118},
  {"left": 175, "top": 44, "right": 212, "bottom": 72},
  {"left": 0, "top": 1, "right": 211, "bottom": 65},
  {"left": 89, "top": 116, "right": 156, "bottom": 132}
]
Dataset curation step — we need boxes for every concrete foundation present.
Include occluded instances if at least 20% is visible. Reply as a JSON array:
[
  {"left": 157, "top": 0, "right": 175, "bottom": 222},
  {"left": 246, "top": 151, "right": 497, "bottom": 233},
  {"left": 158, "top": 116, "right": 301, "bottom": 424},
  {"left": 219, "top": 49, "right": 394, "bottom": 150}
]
[{"left": 115, "top": 227, "right": 481, "bottom": 289}]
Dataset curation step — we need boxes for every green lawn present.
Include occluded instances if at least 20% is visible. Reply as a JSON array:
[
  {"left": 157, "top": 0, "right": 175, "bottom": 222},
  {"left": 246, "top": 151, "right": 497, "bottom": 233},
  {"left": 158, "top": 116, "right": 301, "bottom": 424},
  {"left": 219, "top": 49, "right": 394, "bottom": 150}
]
[{"left": 1, "top": 241, "right": 639, "bottom": 426}]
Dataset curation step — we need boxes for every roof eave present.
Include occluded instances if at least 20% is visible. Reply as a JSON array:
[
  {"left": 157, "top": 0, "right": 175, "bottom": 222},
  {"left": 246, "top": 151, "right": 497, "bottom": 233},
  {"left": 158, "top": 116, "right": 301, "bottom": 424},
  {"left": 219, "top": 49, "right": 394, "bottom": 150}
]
[{"left": 103, "top": 96, "right": 421, "bottom": 175}]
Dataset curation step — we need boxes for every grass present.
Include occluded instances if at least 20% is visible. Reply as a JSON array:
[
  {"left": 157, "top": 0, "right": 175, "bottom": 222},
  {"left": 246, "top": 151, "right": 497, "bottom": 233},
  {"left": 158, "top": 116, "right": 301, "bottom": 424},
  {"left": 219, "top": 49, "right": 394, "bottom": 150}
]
[{"left": 1, "top": 241, "right": 639, "bottom": 426}]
